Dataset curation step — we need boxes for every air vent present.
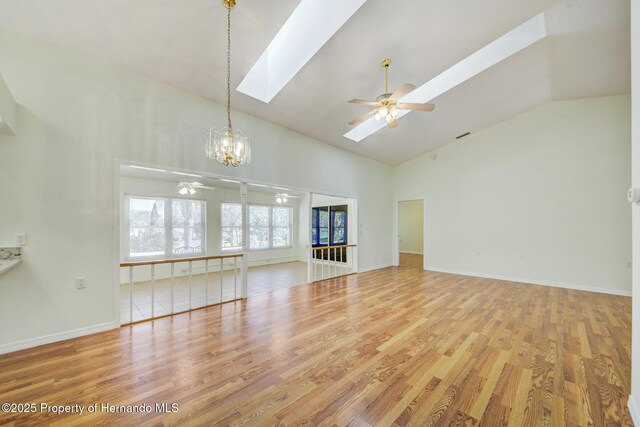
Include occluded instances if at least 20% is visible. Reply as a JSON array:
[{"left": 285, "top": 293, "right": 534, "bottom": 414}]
[{"left": 456, "top": 132, "right": 470, "bottom": 140}]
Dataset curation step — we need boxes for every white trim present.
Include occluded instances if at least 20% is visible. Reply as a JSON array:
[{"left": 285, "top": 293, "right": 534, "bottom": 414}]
[
  {"left": 629, "top": 396, "right": 640, "bottom": 426},
  {"left": 426, "top": 267, "right": 632, "bottom": 297},
  {"left": 400, "top": 251, "right": 424, "bottom": 255},
  {"left": 359, "top": 263, "right": 393, "bottom": 273},
  {"left": 0, "top": 322, "right": 116, "bottom": 355}
]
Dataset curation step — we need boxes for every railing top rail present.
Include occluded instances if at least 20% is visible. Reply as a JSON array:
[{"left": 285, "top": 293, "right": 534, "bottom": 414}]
[
  {"left": 312, "top": 244, "right": 357, "bottom": 250},
  {"left": 120, "top": 253, "right": 242, "bottom": 268}
]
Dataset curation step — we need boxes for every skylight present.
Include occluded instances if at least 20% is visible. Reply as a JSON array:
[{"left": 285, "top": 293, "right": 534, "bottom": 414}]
[
  {"left": 344, "top": 13, "right": 547, "bottom": 142},
  {"left": 237, "top": 0, "right": 369, "bottom": 103}
]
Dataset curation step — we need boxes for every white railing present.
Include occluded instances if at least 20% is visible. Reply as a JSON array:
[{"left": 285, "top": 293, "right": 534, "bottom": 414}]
[
  {"left": 119, "top": 253, "right": 243, "bottom": 325},
  {"left": 311, "top": 244, "right": 356, "bottom": 282}
]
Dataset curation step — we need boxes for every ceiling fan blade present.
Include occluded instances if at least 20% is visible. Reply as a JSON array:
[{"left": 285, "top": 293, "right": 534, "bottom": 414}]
[
  {"left": 387, "top": 119, "right": 398, "bottom": 129},
  {"left": 348, "top": 99, "right": 378, "bottom": 106},
  {"left": 349, "top": 109, "right": 377, "bottom": 126},
  {"left": 389, "top": 83, "right": 416, "bottom": 101},
  {"left": 396, "top": 103, "right": 435, "bottom": 112}
]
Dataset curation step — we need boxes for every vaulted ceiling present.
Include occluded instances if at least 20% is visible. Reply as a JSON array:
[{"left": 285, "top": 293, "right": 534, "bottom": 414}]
[{"left": 0, "top": 0, "right": 630, "bottom": 165}]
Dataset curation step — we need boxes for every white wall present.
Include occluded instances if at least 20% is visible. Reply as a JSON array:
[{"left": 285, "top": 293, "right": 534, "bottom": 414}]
[
  {"left": 393, "top": 95, "right": 632, "bottom": 295},
  {"left": 398, "top": 200, "right": 424, "bottom": 254},
  {"left": 0, "top": 31, "right": 393, "bottom": 351},
  {"left": 630, "top": 0, "right": 640, "bottom": 422}
]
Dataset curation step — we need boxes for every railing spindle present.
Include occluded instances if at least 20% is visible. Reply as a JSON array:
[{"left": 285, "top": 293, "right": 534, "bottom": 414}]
[
  {"left": 205, "top": 259, "right": 209, "bottom": 306},
  {"left": 188, "top": 260, "right": 193, "bottom": 310},
  {"left": 234, "top": 256, "right": 238, "bottom": 300},
  {"left": 129, "top": 266, "right": 133, "bottom": 324},
  {"left": 220, "top": 258, "right": 224, "bottom": 302},
  {"left": 171, "top": 263, "right": 175, "bottom": 314},
  {"left": 151, "top": 264, "right": 155, "bottom": 319}
]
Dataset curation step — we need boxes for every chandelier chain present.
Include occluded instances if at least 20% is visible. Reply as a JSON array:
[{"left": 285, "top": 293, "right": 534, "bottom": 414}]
[{"left": 227, "top": 3, "right": 232, "bottom": 131}]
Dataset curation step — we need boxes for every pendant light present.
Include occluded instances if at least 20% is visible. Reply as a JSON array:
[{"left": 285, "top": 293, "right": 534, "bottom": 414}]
[{"left": 205, "top": 0, "right": 252, "bottom": 167}]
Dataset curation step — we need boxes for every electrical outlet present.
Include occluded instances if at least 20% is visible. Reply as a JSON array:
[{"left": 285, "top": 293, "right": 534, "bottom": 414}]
[
  {"left": 15, "top": 233, "right": 27, "bottom": 246},
  {"left": 76, "top": 277, "right": 87, "bottom": 289}
]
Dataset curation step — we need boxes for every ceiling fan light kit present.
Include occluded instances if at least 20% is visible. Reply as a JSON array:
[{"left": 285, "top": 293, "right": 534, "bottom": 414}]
[{"left": 348, "top": 58, "right": 434, "bottom": 130}]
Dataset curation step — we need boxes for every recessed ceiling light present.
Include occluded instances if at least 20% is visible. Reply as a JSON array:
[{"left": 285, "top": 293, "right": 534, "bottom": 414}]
[
  {"left": 220, "top": 178, "right": 241, "bottom": 184},
  {"left": 129, "top": 165, "right": 166, "bottom": 173},
  {"left": 237, "top": 0, "right": 369, "bottom": 103},
  {"left": 344, "top": 13, "right": 547, "bottom": 142},
  {"left": 171, "top": 171, "right": 203, "bottom": 178}
]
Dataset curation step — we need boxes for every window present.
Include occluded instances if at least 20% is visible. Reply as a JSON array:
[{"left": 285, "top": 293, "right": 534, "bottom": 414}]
[
  {"left": 221, "top": 202, "right": 243, "bottom": 251},
  {"left": 249, "top": 205, "right": 270, "bottom": 250},
  {"left": 125, "top": 196, "right": 206, "bottom": 260},
  {"left": 220, "top": 203, "right": 293, "bottom": 251},
  {"left": 272, "top": 207, "right": 292, "bottom": 248},
  {"left": 312, "top": 206, "right": 347, "bottom": 246},
  {"left": 332, "top": 210, "right": 347, "bottom": 245}
]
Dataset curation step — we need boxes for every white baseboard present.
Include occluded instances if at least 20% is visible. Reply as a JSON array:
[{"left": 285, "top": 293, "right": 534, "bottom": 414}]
[
  {"left": 0, "top": 322, "right": 116, "bottom": 355},
  {"left": 400, "top": 251, "right": 423, "bottom": 255},
  {"left": 629, "top": 396, "right": 640, "bottom": 426},
  {"left": 359, "top": 263, "right": 393, "bottom": 273},
  {"left": 426, "top": 267, "right": 632, "bottom": 297}
]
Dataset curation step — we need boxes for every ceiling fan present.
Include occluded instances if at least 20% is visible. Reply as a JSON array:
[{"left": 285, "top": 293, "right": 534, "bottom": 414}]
[
  {"left": 275, "top": 193, "right": 300, "bottom": 204},
  {"left": 178, "top": 181, "right": 215, "bottom": 195},
  {"left": 348, "top": 58, "right": 435, "bottom": 129}
]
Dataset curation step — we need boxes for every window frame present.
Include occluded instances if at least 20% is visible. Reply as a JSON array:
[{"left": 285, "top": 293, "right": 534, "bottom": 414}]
[
  {"left": 312, "top": 205, "right": 348, "bottom": 247},
  {"left": 220, "top": 201, "right": 244, "bottom": 252},
  {"left": 220, "top": 201, "right": 294, "bottom": 252},
  {"left": 124, "top": 194, "right": 207, "bottom": 262}
]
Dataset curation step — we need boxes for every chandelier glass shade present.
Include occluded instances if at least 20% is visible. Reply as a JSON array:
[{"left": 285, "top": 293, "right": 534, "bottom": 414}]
[
  {"left": 206, "top": 127, "right": 251, "bottom": 166},
  {"left": 205, "top": 0, "right": 252, "bottom": 167}
]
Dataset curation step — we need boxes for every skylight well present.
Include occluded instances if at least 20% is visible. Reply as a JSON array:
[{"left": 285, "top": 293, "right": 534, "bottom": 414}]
[{"left": 237, "top": 0, "right": 369, "bottom": 103}]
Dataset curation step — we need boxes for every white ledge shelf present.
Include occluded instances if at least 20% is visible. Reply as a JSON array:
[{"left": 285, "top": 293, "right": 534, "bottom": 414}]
[{"left": 0, "top": 258, "right": 21, "bottom": 275}]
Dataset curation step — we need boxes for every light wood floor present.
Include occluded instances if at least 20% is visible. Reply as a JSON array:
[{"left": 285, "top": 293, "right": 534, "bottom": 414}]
[{"left": 0, "top": 254, "right": 632, "bottom": 426}]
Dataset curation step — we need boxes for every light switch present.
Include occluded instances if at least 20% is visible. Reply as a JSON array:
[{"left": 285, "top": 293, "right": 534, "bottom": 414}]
[{"left": 15, "top": 233, "right": 27, "bottom": 246}]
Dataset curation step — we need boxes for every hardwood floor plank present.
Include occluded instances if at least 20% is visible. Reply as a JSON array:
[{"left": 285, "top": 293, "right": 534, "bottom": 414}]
[{"left": 0, "top": 254, "right": 632, "bottom": 426}]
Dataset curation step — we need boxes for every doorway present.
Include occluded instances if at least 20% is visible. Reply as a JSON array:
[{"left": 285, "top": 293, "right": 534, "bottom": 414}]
[{"left": 397, "top": 200, "right": 424, "bottom": 269}]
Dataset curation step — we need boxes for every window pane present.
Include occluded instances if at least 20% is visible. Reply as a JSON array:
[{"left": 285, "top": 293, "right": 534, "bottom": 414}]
[
  {"left": 312, "top": 209, "right": 318, "bottom": 227},
  {"left": 250, "top": 226, "right": 270, "bottom": 250},
  {"left": 334, "top": 211, "right": 346, "bottom": 227},
  {"left": 249, "top": 205, "right": 269, "bottom": 227},
  {"left": 129, "top": 227, "right": 165, "bottom": 257},
  {"left": 312, "top": 227, "right": 318, "bottom": 244},
  {"left": 320, "top": 228, "right": 329, "bottom": 245},
  {"left": 272, "top": 207, "right": 291, "bottom": 227},
  {"left": 221, "top": 203, "right": 242, "bottom": 250},
  {"left": 221, "top": 226, "right": 242, "bottom": 250},
  {"left": 173, "top": 199, "right": 204, "bottom": 227},
  {"left": 333, "top": 227, "right": 346, "bottom": 244},
  {"left": 221, "top": 203, "right": 242, "bottom": 227},
  {"left": 273, "top": 227, "right": 290, "bottom": 248},
  {"left": 173, "top": 227, "right": 204, "bottom": 255},
  {"left": 319, "top": 209, "right": 329, "bottom": 227},
  {"left": 172, "top": 199, "right": 205, "bottom": 255},
  {"left": 129, "top": 198, "right": 164, "bottom": 227}
]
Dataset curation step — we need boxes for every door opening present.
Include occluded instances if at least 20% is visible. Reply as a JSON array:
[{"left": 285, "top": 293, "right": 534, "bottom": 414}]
[{"left": 397, "top": 199, "right": 424, "bottom": 269}]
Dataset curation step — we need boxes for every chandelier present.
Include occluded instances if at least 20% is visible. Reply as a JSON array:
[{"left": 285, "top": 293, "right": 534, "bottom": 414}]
[{"left": 205, "top": 0, "right": 251, "bottom": 167}]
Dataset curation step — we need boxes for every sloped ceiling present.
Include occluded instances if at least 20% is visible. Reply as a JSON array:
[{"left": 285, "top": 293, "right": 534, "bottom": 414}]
[{"left": 0, "top": 0, "right": 630, "bottom": 165}]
